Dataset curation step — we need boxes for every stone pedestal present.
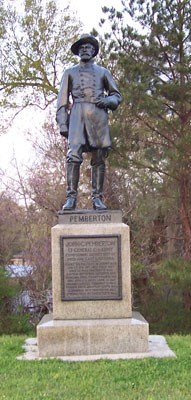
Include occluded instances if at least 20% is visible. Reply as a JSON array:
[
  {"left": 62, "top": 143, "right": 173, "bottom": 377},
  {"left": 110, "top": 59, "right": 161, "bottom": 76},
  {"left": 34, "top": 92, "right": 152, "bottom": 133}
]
[
  {"left": 37, "top": 210, "right": 149, "bottom": 357},
  {"left": 37, "top": 312, "right": 148, "bottom": 357}
]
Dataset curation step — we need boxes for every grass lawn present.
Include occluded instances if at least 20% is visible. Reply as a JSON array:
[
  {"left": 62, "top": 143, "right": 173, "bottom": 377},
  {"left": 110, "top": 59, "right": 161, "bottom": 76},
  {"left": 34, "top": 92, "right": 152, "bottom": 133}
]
[{"left": 0, "top": 335, "right": 191, "bottom": 399}]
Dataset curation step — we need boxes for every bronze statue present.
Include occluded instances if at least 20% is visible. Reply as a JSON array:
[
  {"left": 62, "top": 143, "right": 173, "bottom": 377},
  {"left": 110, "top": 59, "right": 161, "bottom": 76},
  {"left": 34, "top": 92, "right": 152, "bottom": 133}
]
[{"left": 56, "top": 34, "right": 121, "bottom": 211}]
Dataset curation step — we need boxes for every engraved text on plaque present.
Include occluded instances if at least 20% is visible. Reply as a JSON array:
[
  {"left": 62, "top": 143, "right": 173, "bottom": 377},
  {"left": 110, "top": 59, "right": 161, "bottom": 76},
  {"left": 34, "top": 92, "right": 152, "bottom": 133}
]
[{"left": 60, "top": 235, "right": 122, "bottom": 301}]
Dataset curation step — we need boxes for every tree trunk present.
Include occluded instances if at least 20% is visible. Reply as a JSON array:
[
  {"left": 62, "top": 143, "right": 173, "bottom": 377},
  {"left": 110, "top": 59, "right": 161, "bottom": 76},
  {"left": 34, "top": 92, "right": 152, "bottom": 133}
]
[{"left": 179, "top": 176, "right": 191, "bottom": 260}]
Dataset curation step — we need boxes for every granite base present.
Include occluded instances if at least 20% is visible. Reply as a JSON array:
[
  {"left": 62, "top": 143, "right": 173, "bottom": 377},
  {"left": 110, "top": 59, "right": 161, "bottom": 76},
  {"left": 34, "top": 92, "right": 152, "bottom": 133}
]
[{"left": 37, "top": 312, "right": 149, "bottom": 357}]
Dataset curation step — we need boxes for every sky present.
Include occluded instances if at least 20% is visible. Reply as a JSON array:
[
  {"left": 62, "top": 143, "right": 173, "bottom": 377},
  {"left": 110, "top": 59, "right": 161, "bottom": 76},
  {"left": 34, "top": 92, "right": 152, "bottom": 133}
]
[
  {"left": 69, "top": 0, "right": 123, "bottom": 31},
  {"left": 0, "top": 0, "right": 123, "bottom": 175}
]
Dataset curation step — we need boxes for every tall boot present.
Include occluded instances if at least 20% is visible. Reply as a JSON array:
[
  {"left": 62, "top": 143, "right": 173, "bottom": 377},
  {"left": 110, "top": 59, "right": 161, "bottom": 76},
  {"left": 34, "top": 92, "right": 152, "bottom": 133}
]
[
  {"left": 62, "top": 162, "right": 80, "bottom": 210},
  {"left": 91, "top": 163, "right": 107, "bottom": 210}
]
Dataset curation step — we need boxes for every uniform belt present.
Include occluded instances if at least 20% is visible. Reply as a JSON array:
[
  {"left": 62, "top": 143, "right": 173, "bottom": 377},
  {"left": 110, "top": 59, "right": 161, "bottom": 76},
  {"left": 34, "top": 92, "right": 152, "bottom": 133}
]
[{"left": 74, "top": 98, "right": 97, "bottom": 103}]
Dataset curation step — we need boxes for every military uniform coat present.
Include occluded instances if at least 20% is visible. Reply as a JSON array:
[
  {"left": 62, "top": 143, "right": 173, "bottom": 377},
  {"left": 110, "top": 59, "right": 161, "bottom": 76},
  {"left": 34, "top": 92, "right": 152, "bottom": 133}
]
[{"left": 56, "top": 60, "right": 121, "bottom": 155}]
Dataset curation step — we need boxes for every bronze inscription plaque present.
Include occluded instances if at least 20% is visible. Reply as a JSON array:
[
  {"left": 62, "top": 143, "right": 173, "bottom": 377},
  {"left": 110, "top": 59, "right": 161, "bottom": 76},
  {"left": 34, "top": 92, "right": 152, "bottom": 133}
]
[{"left": 60, "top": 235, "right": 122, "bottom": 301}]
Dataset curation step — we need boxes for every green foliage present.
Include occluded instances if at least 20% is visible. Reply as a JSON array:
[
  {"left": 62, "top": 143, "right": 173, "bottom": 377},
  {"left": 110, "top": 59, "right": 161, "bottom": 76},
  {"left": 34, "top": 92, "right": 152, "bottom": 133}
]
[
  {"left": 0, "top": 335, "right": 191, "bottom": 399},
  {"left": 0, "top": 193, "right": 26, "bottom": 265},
  {"left": 0, "top": 267, "right": 18, "bottom": 301},
  {"left": 0, "top": 0, "right": 81, "bottom": 116},
  {"left": 0, "top": 267, "right": 31, "bottom": 335},
  {"left": 98, "top": 0, "right": 191, "bottom": 259},
  {"left": 162, "top": 258, "right": 191, "bottom": 290},
  {"left": 2, "top": 313, "right": 32, "bottom": 335},
  {"left": 0, "top": 0, "right": 6, "bottom": 38},
  {"left": 132, "top": 258, "right": 191, "bottom": 334}
]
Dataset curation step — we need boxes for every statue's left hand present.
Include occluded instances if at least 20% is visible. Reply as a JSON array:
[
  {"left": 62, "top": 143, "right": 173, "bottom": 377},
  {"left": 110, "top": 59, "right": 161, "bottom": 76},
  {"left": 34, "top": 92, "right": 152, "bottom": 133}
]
[
  {"left": 96, "top": 97, "right": 118, "bottom": 111},
  {"left": 96, "top": 98, "right": 110, "bottom": 109}
]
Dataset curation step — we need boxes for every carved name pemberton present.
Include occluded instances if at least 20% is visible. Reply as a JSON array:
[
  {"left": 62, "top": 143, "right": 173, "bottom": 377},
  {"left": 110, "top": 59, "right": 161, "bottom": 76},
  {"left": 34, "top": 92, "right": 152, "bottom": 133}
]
[
  {"left": 58, "top": 210, "right": 122, "bottom": 224},
  {"left": 69, "top": 214, "right": 111, "bottom": 223},
  {"left": 60, "top": 235, "right": 122, "bottom": 301}
]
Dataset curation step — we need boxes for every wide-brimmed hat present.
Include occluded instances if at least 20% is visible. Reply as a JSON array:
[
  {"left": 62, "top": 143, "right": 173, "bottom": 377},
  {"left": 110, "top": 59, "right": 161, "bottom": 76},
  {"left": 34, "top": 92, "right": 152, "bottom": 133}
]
[{"left": 71, "top": 34, "right": 99, "bottom": 57}]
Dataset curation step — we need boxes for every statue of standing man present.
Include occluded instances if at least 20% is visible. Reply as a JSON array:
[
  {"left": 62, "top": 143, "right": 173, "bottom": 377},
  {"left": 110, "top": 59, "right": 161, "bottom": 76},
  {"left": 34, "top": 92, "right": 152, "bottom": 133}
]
[{"left": 56, "top": 34, "right": 122, "bottom": 211}]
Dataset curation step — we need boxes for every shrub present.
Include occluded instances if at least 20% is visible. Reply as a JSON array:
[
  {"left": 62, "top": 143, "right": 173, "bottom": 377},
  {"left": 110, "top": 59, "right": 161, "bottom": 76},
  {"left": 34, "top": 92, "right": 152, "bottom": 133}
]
[
  {"left": 0, "top": 267, "right": 31, "bottom": 335},
  {"left": 132, "top": 258, "right": 191, "bottom": 334}
]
